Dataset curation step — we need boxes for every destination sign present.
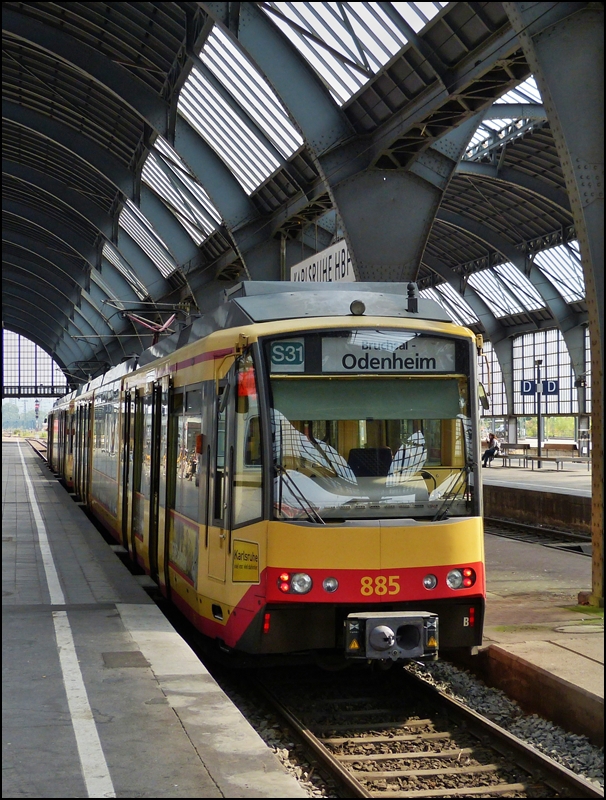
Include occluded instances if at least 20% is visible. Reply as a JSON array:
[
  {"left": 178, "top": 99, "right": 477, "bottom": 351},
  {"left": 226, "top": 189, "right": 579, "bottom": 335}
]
[{"left": 322, "top": 332, "right": 456, "bottom": 373}]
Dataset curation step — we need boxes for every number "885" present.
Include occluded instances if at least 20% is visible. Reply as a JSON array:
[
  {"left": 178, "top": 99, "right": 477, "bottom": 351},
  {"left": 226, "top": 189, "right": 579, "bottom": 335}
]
[{"left": 360, "top": 576, "right": 400, "bottom": 596}]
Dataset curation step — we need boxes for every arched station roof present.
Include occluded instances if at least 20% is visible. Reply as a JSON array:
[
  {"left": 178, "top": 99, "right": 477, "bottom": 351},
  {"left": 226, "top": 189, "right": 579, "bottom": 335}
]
[{"left": 1, "top": 1, "right": 602, "bottom": 391}]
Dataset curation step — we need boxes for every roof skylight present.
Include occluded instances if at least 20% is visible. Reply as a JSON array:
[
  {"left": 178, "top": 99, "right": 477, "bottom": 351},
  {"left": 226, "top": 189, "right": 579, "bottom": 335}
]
[
  {"left": 201, "top": 25, "right": 303, "bottom": 159},
  {"left": 259, "top": 2, "right": 447, "bottom": 106},
  {"left": 102, "top": 242, "right": 149, "bottom": 300},
  {"left": 178, "top": 66, "right": 282, "bottom": 194},
  {"left": 118, "top": 200, "right": 179, "bottom": 279},
  {"left": 142, "top": 139, "right": 223, "bottom": 247},
  {"left": 420, "top": 283, "right": 479, "bottom": 326},
  {"left": 533, "top": 241, "right": 585, "bottom": 303},
  {"left": 467, "top": 269, "right": 526, "bottom": 317},
  {"left": 466, "top": 77, "right": 543, "bottom": 155},
  {"left": 493, "top": 262, "right": 545, "bottom": 312}
]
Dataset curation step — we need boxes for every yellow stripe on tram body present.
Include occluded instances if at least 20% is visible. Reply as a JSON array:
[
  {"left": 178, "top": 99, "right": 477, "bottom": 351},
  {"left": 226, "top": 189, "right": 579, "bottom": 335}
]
[{"left": 266, "top": 518, "right": 484, "bottom": 571}]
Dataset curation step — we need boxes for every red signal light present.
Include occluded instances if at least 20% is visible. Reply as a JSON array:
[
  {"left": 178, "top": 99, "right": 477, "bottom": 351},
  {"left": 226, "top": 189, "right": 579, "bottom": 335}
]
[
  {"left": 279, "top": 572, "right": 290, "bottom": 582},
  {"left": 462, "top": 567, "right": 476, "bottom": 587},
  {"left": 263, "top": 612, "right": 271, "bottom": 634},
  {"left": 468, "top": 607, "right": 475, "bottom": 627}
]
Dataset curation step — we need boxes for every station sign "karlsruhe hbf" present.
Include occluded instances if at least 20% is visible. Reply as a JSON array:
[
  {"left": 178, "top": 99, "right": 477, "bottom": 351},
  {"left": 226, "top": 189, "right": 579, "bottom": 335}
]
[{"left": 290, "top": 239, "right": 355, "bottom": 282}]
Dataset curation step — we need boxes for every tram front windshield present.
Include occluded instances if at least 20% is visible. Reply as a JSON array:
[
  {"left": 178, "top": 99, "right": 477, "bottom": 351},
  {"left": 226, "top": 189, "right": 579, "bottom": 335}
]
[{"left": 270, "top": 375, "right": 472, "bottom": 521}]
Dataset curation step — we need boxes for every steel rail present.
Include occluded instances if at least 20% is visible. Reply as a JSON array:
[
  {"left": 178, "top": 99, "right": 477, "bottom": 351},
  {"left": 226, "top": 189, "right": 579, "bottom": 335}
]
[
  {"left": 253, "top": 670, "right": 603, "bottom": 799},
  {"left": 484, "top": 517, "right": 591, "bottom": 542},
  {"left": 407, "top": 671, "right": 603, "bottom": 799}
]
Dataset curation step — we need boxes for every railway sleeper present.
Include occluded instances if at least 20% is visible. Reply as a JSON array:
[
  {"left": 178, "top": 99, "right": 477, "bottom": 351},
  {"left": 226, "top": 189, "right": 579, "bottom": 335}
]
[
  {"left": 366, "top": 784, "right": 529, "bottom": 798},
  {"left": 356, "top": 763, "right": 500, "bottom": 779}
]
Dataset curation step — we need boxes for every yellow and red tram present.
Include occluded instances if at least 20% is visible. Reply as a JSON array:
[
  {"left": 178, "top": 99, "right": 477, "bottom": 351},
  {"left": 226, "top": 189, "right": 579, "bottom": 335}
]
[{"left": 48, "top": 282, "right": 486, "bottom": 665}]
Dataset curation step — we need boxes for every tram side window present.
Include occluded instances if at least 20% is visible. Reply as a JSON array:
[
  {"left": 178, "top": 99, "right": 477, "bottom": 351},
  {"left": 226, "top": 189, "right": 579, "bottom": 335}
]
[
  {"left": 174, "top": 387, "right": 202, "bottom": 522},
  {"left": 233, "top": 352, "right": 263, "bottom": 526}
]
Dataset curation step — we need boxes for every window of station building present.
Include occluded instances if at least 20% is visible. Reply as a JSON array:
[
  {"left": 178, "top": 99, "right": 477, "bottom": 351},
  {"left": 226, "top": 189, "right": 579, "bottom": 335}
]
[
  {"left": 478, "top": 341, "right": 507, "bottom": 418},
  {"left": 2, "top": 330, "right": 67, "bottom": 396},
  {"left": 513, "top": 329, "right": 577, "bottom": 416},
  {"left": 583, "top": 327, "right": 592, "bottom": 414}
]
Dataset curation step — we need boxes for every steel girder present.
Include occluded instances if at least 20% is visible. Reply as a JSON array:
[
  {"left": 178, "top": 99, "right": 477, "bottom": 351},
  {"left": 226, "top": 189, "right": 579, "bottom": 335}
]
[
  {"left": 201, "top": 2, "right": 531, "bottom": 284},
  {"left": 456, "top": 162, "right": 571, "bottom": 212}
]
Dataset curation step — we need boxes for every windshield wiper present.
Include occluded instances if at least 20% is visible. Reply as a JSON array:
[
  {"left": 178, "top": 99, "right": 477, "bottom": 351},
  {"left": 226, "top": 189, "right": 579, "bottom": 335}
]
[
  {"left": 275, "top": 463, "right": 326, "bottom": 525},
  {"left": 432, "top": 466, "right": 470, "bottom": 522}
]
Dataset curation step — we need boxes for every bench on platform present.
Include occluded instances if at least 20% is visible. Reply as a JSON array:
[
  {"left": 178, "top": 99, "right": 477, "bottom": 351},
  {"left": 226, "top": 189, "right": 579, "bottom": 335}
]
[
  {"left": 525, "top": 456, "right": 565, "bottom": 470},
  {"left": 550, "top": 456, "right": 591, "bottom": 471},
  {"left": 500, "top": 442, "right": 531, "bottom": 454},
  {"left": 543, "top": 443, "right": 580, "bottom": 457},
  {"left": 484, "top": 452, "right": 528, "bottom": 467},
  {"left": 483, "top": 442, "right": 529, "bottom": 467}
]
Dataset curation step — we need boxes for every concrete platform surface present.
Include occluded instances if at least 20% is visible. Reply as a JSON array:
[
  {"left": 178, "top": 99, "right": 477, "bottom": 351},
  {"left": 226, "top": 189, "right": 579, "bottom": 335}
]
[
  {"left": 481, "top": 461, "right": 591, "bottom": 497},
  {"left": 2, "top": 441, "right": 307, "bottom": 799},
  {"left": 470, "top": 533, "right": 604, "bottom": 746}
]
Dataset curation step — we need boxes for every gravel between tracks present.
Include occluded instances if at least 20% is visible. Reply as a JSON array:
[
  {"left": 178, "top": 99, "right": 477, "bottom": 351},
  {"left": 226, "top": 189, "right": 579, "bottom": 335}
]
[{"left": 406, "top": 660, "right": 604, "bottom": 790}]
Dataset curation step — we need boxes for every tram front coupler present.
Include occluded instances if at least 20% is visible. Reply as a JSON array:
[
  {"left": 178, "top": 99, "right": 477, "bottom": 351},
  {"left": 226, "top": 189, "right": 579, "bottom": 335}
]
[{"left": 344, "top": 611, "right": 439, "bottom": 661}]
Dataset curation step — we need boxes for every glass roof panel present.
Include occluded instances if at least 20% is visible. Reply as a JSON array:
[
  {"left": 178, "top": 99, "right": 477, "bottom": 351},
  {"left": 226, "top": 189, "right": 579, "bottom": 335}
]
[
  {"left": 467, "top": 269, "right": 526, "bottom": 317},
  {"left": 201, "top": 25, "right": 303, "bottom": 159},
  {"left": 494, "top": 76, "right": 542, "bottom": 105},
  {"left": 118, "top": 200, "right": 179, "bottom": 279},
  {"left": 259, "top": 2, "right": 446, "bottom": 106},
  {"left": 178, "top": 66, "right": 282, "bottom": 194},
  {"left": 533, "top": 240, "right": 585, "bottom": 303},
  {"left": 493, "top": 262, "right": 545, "bottom": 312},
  {"left": 420, "top": 283, "right": 479, "bottom": 326},
  {"left": 466, "top": 77, "right": 543, "bottom": 154},
  {"left": 142, "top": 152, "right": 218, "bottom": 247},
  {"left": 154, "top": 137, "right": 222, "bottom": 224},
  {"left": 102, "top": 242, "right": 149, "bottom": 300}
]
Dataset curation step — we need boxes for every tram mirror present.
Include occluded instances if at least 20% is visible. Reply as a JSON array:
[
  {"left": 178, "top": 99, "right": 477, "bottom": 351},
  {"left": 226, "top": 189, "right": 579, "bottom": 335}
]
[
  {"left": 478, "top": 383, "right": 490, "bottom": 411},
  {"left": 218, "top": 383, "right": 230, "bottom": 413}
]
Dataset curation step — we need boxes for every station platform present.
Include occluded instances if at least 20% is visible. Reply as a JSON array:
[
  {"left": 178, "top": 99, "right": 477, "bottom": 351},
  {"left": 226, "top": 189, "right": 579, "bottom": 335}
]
[
  {"left": 481, "top": 458, "right": 592, "bottom": 497},
  {"left": 2, "top": 440, "right": 602, "bottom": 799},
  {"left": 2, "top": 440, "right": 307, "bottom": 799}
]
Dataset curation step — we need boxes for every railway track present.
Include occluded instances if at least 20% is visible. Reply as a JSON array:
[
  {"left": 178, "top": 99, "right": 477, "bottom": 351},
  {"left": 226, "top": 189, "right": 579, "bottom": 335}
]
[
  {"left": 484, "top": 517, "right": 591, "bottom": 555},
  {"left": 251, "top": 666, "right": 602, "bottom": 799}
]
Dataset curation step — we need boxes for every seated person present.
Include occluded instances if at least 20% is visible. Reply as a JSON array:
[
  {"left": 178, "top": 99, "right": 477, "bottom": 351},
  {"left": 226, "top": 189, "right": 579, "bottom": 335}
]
[{"left": 482, "top": 432, "right": 501, "bottom": 466}]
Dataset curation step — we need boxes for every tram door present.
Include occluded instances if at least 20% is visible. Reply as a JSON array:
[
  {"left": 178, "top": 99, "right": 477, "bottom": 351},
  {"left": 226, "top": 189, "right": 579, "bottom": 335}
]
[
  {"left": 121, "top": 389, "right": 134, "bottom": 552},
  {"left": 208, "top": 378, "right": 235, "bottom": 582},
  {"left": 74, "top": 405, "right": 84, "bottom": 499},
  {"left": 154, "top": 376, "right": 172, "bottom": 593},
  {"left": 130, "top": 389, "right": 144, "bottom": 565},
  {"left": 81, "top": 402, "right": 92, "bottom": 504}
]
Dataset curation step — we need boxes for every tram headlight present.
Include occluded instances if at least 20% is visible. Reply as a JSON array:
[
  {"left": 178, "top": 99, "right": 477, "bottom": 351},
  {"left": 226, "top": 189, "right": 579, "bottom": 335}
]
[
  {"left": 446, "top": 569, "right": 464, "bottom": 589},
  {"left": 446, "top": 567, "right": 476, "bottom": 589},
  {"left": 291, "top": 573, "right": 313, "bottom": 594},
  {"left": 423, "top": 574, "right": 438, "bottom": 590},
  {"left": 322, "top": 577, "right": 339, "bottom": 593}
]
